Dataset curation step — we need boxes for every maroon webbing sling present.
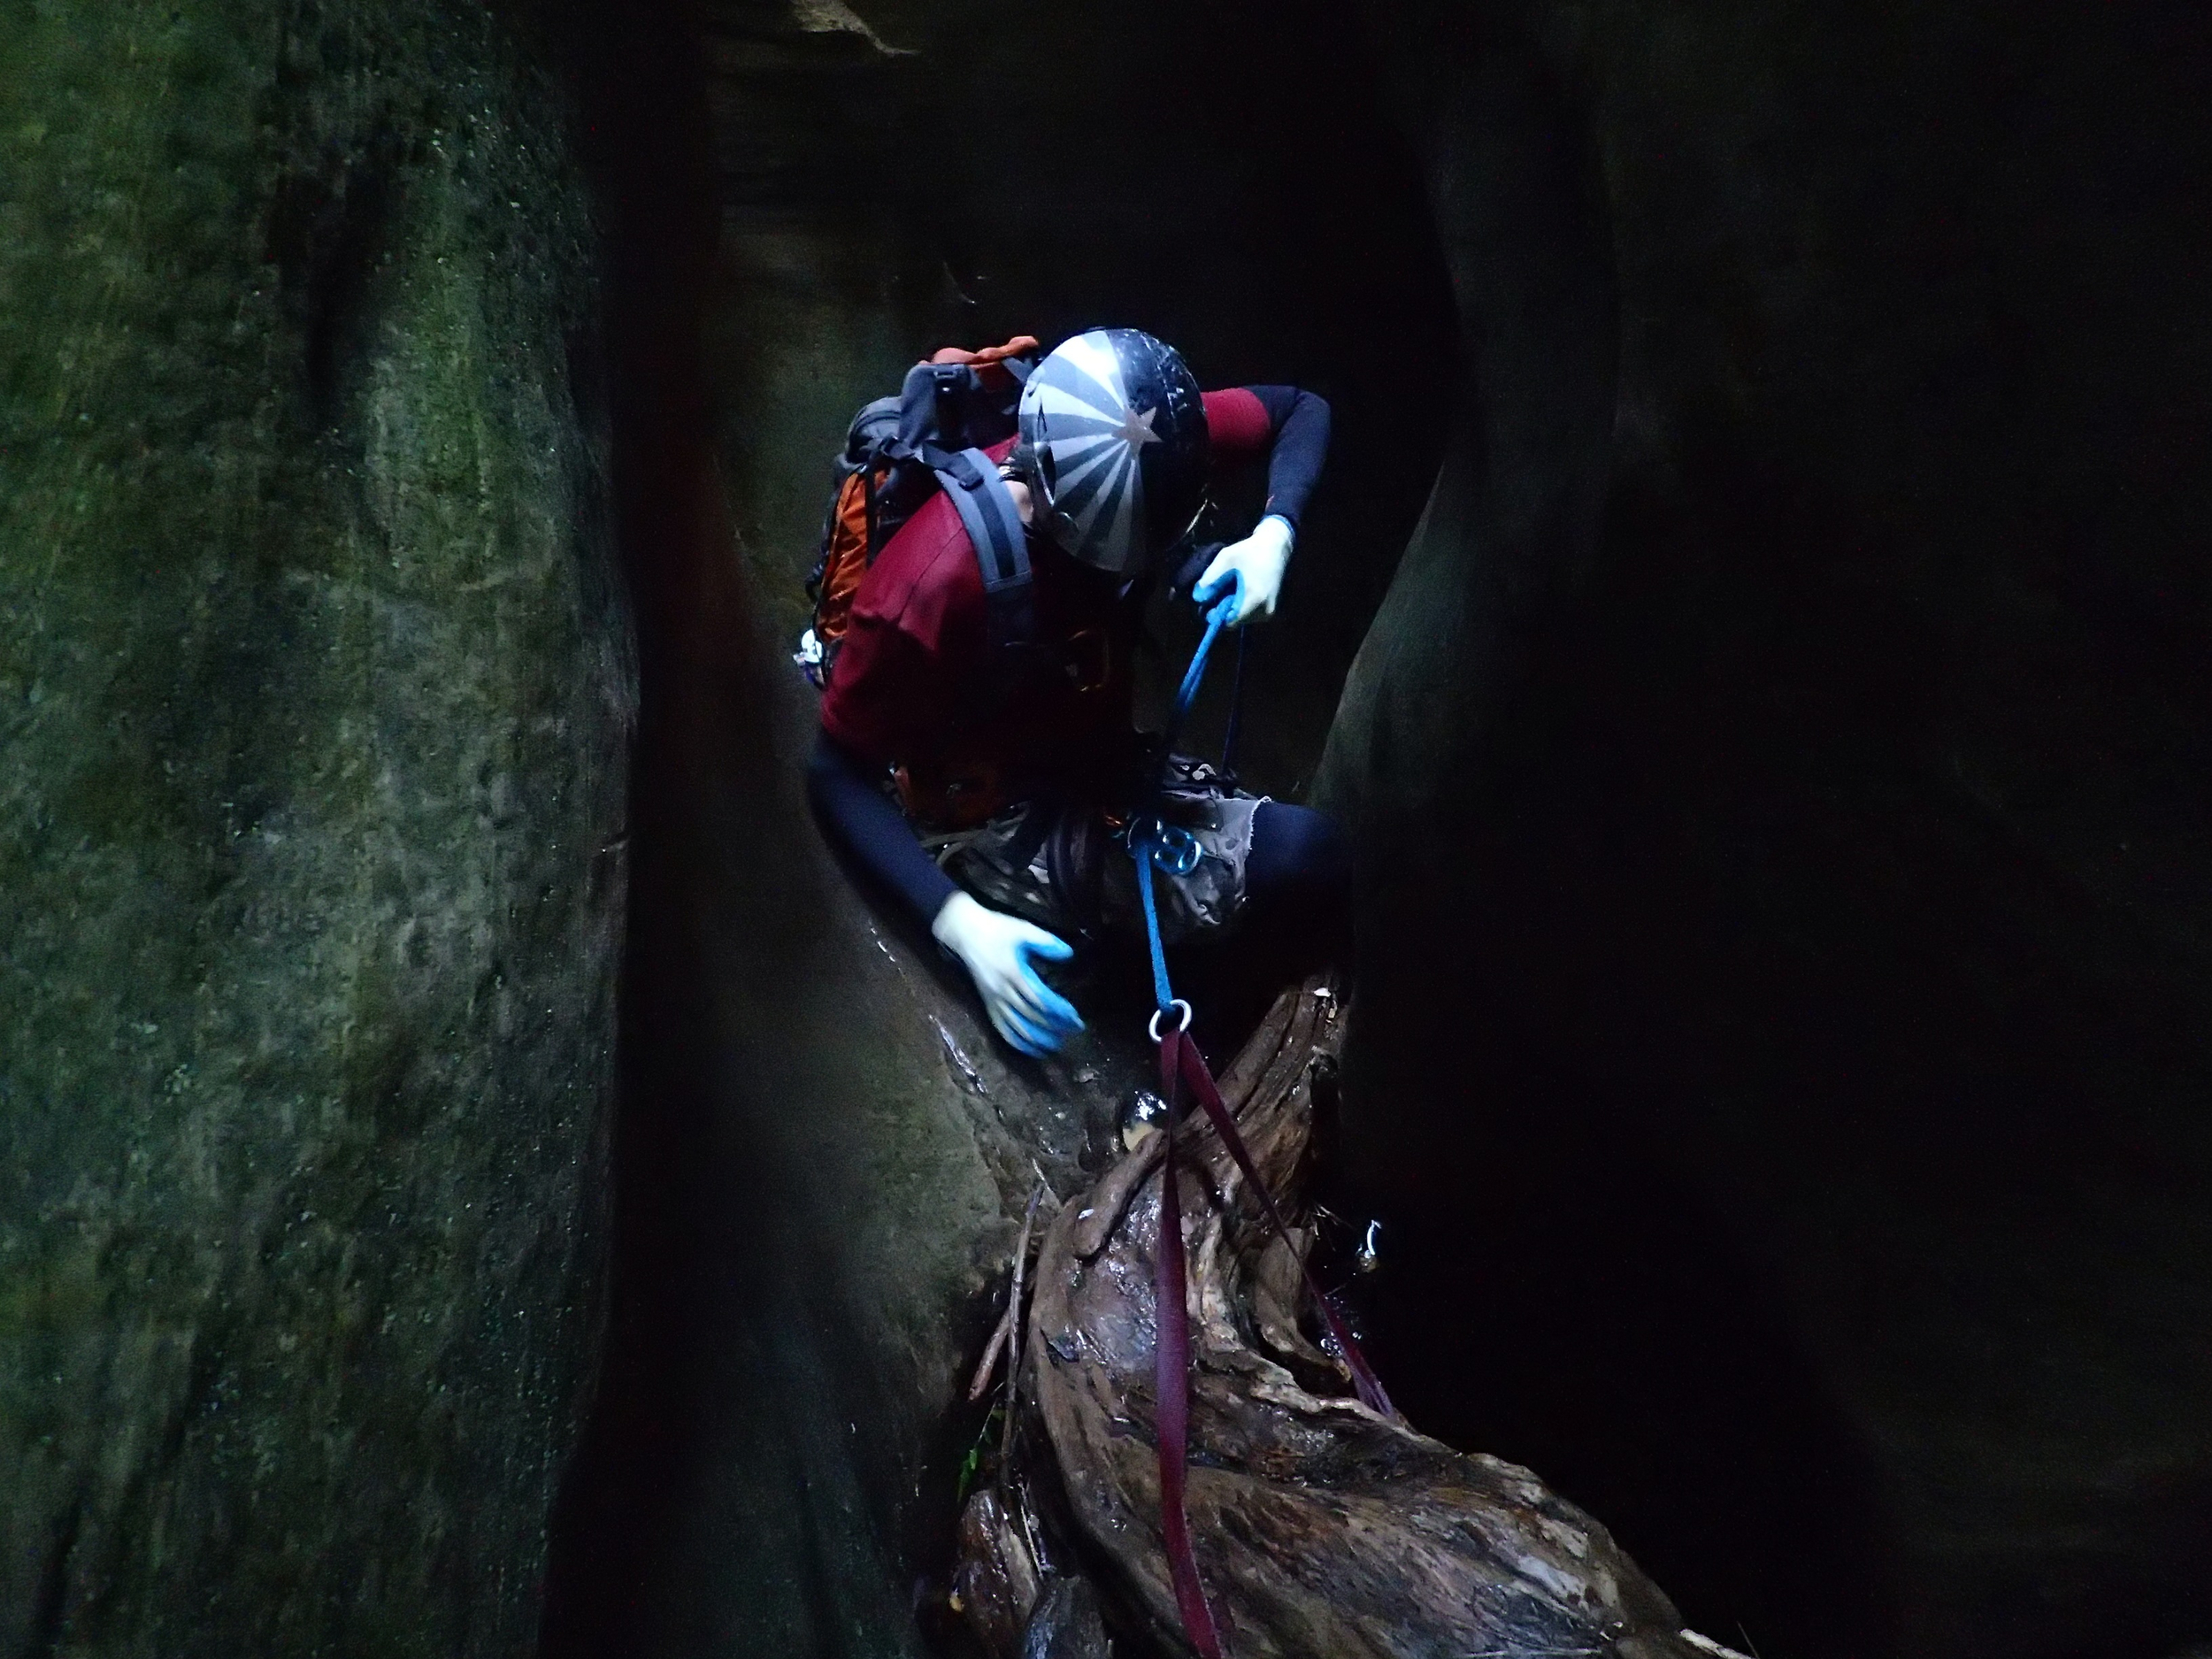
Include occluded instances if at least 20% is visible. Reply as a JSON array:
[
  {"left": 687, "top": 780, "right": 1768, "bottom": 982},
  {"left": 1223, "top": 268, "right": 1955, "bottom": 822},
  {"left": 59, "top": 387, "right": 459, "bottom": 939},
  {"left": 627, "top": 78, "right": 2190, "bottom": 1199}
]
[{"left": 1148, "top": 1020, "right": 1394, "bottom": 1655}]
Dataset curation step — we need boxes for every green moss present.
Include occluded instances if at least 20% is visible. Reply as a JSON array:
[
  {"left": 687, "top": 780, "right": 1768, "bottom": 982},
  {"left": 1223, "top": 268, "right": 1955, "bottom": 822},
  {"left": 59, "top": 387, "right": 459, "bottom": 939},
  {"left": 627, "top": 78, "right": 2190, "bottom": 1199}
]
[{"left": 0, "top": 1, "right": 627, "bottom": 1652}]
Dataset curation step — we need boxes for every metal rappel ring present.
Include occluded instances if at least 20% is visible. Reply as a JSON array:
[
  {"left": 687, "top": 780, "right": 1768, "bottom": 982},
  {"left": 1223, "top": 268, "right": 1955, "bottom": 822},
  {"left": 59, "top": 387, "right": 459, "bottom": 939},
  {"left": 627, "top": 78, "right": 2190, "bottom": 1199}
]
[
  {"left": 1149, "top": 825, "right": 1202, "bottom": 876},
  {"left": 1148, "top": 999, "right": 1194, "bottom": 1043}
]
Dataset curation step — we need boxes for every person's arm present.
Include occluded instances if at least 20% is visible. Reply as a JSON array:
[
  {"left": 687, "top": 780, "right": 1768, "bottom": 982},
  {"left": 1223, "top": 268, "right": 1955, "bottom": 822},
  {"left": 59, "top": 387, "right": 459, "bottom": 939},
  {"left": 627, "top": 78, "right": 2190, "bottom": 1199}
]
[
  {"left": 806, "top": 730, "right": 956, "bottom": 923},
  {"left": 1244, "top": 384, "right": 1330, "bottom": 528},
  {"left": 1192, "top": 385, "right": 1331, "bottom": 626},
  {"left": 807, "top": 732, "right": 1084, "bottom": 1056}
]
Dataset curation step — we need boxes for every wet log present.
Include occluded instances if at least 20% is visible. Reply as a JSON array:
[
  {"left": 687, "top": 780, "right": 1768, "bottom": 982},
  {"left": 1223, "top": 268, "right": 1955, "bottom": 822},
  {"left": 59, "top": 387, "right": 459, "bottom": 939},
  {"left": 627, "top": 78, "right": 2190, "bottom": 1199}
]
[{"left": 1002, "top": 979, "right": 1747, "bottom": 1659}]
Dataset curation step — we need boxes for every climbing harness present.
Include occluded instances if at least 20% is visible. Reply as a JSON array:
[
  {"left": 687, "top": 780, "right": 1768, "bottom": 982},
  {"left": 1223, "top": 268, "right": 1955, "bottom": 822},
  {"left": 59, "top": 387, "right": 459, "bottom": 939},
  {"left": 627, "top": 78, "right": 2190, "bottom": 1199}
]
[{"left": 1126, "top": 591, "right": 1394, "bottom": 1657}]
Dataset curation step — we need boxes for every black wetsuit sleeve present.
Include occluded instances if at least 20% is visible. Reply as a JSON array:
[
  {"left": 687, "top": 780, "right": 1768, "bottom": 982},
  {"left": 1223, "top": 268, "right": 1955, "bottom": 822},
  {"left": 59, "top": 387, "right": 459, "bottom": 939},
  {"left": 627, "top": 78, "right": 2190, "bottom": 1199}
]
[
  {"left": 808, "top": 731, "right": 957, "bottom": 925},
  {"left": 1245, "top": 385, "right": 1332, "bottom": 526}
]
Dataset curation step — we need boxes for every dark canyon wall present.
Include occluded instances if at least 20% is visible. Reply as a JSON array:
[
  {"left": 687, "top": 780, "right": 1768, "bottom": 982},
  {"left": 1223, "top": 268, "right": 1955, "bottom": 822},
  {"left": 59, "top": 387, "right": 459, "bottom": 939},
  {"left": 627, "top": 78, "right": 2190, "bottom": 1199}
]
[
  {"left": 0, "top": 3, "right": 630, "bottom": 1652},
  {"left": 1321, "top": 4, "right": 2212, "bottom": 1658}
]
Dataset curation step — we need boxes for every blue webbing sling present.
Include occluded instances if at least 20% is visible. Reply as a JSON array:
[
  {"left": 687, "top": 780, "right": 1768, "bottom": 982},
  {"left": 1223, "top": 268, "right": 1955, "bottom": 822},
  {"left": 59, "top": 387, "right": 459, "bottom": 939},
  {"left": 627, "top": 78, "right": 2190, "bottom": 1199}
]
[{"left": 1125, "top": 590, "right": 1394, "bottom": 1657}]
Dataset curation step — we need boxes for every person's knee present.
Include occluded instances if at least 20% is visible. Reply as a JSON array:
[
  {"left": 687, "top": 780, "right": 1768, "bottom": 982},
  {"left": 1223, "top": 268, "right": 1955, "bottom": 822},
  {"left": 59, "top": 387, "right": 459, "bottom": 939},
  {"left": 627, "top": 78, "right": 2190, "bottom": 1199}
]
[
  {"left": 1249, "top": 803, "right": 1350, "bottom": 900},
  {"left": 1246, "top": 804, "right": 1354, "bottom": 976}
]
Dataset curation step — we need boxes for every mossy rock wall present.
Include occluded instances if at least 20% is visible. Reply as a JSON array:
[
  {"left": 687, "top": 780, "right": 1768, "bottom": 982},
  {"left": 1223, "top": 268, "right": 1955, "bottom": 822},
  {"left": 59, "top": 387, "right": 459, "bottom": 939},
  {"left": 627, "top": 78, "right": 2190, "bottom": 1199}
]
[{"left": 0, "top": 2, "right": 630, "bottom": 1652}]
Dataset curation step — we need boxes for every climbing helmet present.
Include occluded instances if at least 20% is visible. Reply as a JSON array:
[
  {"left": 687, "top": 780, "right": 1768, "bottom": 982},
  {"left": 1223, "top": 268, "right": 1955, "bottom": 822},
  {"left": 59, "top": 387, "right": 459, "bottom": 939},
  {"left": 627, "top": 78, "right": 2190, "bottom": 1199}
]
[{"left": 1015, "top": 328, "right": 1210, "bottom": 576}]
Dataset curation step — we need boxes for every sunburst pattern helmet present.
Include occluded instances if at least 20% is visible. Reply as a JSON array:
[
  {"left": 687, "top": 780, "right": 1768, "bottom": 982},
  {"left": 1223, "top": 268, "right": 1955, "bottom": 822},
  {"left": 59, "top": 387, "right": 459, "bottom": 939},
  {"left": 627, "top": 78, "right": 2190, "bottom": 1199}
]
[{"left": 1016, "top": 328, "right": 1210, "bottom": 575}]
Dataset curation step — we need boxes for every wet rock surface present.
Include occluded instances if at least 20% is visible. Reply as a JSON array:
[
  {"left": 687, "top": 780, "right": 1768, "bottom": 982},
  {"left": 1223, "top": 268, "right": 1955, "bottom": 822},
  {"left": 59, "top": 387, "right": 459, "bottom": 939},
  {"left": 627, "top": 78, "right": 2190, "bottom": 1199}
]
[{"left": 0, "top": 3, "right": 628, "bottom": 1651}]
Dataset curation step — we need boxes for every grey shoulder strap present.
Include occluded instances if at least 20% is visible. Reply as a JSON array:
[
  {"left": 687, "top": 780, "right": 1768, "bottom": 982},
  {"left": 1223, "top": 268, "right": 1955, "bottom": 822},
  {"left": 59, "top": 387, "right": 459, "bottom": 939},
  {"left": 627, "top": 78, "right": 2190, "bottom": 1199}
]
[{"left": 928, "top": 445, "right": 1033, "bottom": 653}]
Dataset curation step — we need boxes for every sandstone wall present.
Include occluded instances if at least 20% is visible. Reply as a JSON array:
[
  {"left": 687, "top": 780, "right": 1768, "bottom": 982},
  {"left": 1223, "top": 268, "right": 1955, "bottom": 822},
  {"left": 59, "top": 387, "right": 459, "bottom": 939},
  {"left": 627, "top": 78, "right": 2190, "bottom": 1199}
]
[{"left": 0, "top": 4, "right": 630, "bottom": 1651}]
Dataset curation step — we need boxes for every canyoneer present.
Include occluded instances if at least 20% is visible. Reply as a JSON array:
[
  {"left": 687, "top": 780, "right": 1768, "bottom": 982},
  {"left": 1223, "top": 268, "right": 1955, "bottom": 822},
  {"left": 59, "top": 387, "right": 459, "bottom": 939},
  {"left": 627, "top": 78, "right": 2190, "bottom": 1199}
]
[{"left": 802, "top": 327, "right": 1347, "bottom": 1057}]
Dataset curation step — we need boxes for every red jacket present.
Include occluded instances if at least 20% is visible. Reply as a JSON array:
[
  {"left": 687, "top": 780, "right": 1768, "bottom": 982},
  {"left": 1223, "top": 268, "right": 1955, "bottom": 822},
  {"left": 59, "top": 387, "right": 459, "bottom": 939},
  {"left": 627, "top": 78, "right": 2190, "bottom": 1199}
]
[{"left": 820, "top": 388, "right": 1283, "bottom": 824}]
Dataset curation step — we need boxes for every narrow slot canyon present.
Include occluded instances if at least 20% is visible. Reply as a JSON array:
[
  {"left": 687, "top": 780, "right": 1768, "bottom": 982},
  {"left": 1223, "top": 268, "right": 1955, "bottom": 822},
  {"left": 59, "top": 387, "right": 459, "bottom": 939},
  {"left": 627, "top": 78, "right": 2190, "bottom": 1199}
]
[{"left": 3, "top": 3, "right": 2208, "bottom": 1658}]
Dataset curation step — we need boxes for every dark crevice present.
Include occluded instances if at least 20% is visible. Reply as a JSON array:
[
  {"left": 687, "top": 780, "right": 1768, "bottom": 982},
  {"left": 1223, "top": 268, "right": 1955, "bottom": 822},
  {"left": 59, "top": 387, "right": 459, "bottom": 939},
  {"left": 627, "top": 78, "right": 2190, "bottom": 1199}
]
[
  {"left": 262, "top": 131, "right": 405, "bottom": 426},
  {"left": 27, "top": 1494, "right": 83, "bottom": 1656},
  {"left": 536, "top": 0, "right": 731, "bottom": 1651}
]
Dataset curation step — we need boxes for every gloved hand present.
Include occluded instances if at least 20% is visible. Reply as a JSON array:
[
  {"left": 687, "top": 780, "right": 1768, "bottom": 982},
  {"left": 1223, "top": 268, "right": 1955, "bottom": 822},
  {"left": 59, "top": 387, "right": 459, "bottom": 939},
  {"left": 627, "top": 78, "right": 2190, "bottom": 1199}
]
[
  {"left": 1191, "top": 514, "right": 1295, "bottom": 628},
  {"left": 930, "top": 891, "right": 1085, "bottom": 1057}
]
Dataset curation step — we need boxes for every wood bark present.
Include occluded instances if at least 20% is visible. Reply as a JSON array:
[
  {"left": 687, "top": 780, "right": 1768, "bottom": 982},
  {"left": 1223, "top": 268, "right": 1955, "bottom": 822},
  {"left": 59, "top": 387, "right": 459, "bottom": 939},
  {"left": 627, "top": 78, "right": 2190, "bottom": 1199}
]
[{"left": 956, "top": 981, "right": 1752, "bottom": 1659}]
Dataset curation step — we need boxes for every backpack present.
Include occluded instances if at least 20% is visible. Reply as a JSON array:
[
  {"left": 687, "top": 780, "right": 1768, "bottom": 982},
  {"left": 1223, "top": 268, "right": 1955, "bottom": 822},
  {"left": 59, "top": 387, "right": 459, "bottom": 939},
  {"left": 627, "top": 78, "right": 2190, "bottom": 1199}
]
[{"left": 797, "top": 337, "right": 1043, "bottom": 688}]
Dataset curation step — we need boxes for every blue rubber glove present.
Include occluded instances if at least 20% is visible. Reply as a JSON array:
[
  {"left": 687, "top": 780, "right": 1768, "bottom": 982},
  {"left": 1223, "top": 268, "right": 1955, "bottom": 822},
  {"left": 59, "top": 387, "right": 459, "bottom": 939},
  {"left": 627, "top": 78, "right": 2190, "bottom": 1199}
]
[
  {"left": 930, "top": 891, "right": 1085, "bottom": 1056},
  {"left": 1191, "top": 514, "right": 1294, "bottom": 628}
]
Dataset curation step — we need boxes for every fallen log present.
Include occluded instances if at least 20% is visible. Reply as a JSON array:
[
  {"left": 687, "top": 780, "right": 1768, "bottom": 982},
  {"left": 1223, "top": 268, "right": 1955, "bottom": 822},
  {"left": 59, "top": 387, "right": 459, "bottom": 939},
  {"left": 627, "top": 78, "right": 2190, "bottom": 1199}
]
[{"left": 958, "top": 979, "right": 1753, "bottom": 1659}]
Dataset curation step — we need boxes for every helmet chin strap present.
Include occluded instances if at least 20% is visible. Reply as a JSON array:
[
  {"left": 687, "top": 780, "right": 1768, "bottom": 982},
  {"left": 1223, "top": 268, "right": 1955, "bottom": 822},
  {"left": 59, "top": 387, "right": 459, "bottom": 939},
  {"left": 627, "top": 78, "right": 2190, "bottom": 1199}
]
[{"left": 995, "top": 463, "right": 1036, "bottom": 527}]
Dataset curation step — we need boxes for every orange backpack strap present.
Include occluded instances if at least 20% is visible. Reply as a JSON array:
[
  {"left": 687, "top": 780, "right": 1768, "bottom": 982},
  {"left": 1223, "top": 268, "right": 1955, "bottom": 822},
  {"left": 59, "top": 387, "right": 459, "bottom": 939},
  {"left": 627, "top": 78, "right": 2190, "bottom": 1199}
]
[
  {"left": 813, "top": 470, "right": 876, "bottom": 647},
  {"left": 926, "top": 336, "right": 1041, "bottom": 392}
]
